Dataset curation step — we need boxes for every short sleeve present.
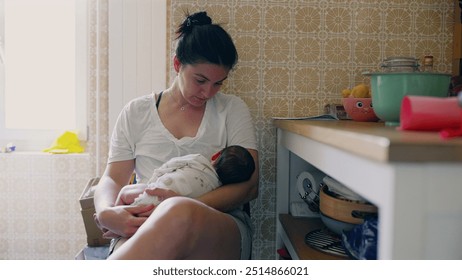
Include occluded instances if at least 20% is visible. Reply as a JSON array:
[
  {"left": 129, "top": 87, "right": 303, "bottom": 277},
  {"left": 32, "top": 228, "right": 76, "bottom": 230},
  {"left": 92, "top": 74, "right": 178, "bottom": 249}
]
[
  {"left": 226, "top": 96, "right": 258, "bottom": 151},
  {"left": 108, "top": 103, "right": 135, "bottom": 163}
]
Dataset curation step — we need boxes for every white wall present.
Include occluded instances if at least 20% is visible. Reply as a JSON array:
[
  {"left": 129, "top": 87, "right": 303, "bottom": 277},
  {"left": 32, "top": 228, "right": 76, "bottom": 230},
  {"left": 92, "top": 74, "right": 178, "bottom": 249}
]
[{"left": 108, "top": 0, "right": 167, "bottom": 137}]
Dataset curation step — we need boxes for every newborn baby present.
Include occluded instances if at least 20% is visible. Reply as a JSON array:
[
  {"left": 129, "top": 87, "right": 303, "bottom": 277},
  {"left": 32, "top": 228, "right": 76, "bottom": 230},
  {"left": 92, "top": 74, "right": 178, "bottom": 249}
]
[{"left": 132, "top": 145, "right": 255, "bottom": 206}]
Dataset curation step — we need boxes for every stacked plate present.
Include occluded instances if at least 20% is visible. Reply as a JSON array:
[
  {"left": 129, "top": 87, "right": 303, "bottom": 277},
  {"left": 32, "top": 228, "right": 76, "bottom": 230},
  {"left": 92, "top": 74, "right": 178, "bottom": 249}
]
[{"left": 380, "top": 56, "right": 420, "bottom": 72}]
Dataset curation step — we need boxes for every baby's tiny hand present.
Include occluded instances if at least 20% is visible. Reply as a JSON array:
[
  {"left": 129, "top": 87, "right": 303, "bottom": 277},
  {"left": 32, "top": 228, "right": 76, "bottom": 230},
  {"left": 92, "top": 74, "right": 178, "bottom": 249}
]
[
  {"left": 145, "top": 187, "right": 179, "bottom": 202},
  {"left": 116, "top": 183, "right": 148, "bottom": 205},
  {"left": 132, "top": 192, "right": 161, "bottom": 206}
]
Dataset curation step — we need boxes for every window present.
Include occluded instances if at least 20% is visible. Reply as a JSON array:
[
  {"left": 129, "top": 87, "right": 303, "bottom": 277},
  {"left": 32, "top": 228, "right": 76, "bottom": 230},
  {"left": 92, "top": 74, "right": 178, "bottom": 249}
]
[{"left": 0, "top": 0, "right": 87, "bottom": 151}]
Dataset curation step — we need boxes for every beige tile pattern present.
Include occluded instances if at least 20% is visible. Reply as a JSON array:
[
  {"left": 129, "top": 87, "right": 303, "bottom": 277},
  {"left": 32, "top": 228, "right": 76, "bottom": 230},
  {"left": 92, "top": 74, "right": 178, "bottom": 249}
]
[
  {"left": 1, "top": 0, "right": 454, "bottom": 260},
  {"left": 168, "top": 0, "right": 455, "bottom": 259},
  {"left": 0, "top": 153, "right": 90, "bottom": 259}
]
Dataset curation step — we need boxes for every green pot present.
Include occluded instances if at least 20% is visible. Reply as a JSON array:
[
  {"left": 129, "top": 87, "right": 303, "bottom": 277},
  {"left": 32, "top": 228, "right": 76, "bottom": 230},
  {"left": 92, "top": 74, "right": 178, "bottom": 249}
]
[{"left": 364, "top": 72, "right": 451, "bottom": 126}]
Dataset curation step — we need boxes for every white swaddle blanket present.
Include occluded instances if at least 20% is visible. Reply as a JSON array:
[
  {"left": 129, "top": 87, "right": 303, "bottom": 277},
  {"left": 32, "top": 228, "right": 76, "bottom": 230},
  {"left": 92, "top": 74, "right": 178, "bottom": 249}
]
[{"left": 132, "top": 154, "right": 221, "bottom": 206}]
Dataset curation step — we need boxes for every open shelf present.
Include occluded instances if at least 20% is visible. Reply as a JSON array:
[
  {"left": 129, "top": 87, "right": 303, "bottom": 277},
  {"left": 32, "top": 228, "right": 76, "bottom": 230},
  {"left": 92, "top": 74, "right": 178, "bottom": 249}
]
[{"left": 278, "top": 214, "right": 349, "bottom": 260}]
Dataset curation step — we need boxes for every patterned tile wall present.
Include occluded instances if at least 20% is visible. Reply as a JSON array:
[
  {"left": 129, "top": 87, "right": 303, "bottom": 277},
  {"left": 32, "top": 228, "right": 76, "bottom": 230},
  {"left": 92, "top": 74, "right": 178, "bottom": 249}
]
[
  {"left": 0, "top": 153, "right": 90, "bottom": 259},
  {"left": 168, "top": 0, "right": 455, "bottom": 259},
  {"left": 1, "top": 0, "right": 454, "bottom": 260}
]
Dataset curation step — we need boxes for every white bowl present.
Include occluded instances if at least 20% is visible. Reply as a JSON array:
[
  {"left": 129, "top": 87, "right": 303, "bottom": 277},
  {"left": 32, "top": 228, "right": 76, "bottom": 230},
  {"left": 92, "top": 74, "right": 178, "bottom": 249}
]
[{"left": 320, "top": 212, "right": 356, "bottom": 236}]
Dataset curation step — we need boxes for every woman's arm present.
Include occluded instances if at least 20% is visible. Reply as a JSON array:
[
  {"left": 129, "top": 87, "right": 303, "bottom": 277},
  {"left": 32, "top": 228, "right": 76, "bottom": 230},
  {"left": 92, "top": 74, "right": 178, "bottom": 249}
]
[
  {"left": 197, "top": 149, "right": 259, "bottom": 212},
  {"left": 93, "top": 159, "right": 153, "bottom": 238},
  {"left": 94, "top": 159, "right": 135, "bottom": 213}
]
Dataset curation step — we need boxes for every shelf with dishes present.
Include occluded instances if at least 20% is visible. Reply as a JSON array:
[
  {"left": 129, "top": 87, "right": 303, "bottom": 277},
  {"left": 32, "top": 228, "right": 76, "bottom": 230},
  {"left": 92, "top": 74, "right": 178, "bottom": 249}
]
[
  {"left": 278, "top": 214, "right": 348, "bottom": 260},
  {"left": 277, "top": 173, "right": 378, "bottom": 260},
  {"left": 274, "top": 119, "right": 462, "bottom": 259}
]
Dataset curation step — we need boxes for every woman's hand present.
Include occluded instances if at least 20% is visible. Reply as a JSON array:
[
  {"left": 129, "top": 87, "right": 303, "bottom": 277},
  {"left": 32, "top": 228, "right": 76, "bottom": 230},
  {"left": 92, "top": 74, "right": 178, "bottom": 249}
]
[
  {"left": 115, "top": 183, "right": 149, "bottom": 206},
  {"left": 94, "top": 204, "right": 155, "bottom": 239}
]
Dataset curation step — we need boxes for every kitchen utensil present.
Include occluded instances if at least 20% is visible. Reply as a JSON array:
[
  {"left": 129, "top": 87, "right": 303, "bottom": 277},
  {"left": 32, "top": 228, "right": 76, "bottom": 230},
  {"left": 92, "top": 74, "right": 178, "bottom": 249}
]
[
  {"left": 323, "top": 176, "right": 366, "bottom": 203},
  {"left": 304, "top": 228, "right": 348, "bottom": 257},
  {"left": 380, "top": 56, "right": 420, "bottom": 72},
  {"left": 320, "top": 212, "right": 356, "bottom": 236},
  {"left": 440, "top": 91, "right": 462, "bottom": 138},
  {"left": 319, "top": 185, "right": 378, "bottom": 225},
  {"left": 364, "top": 72, "right": 451, "bottom": 126},
  {"left": 296, "top": 170, "right": 324, "bottom": 213},
  {"left": 400, "top": 96, "right": 462, "bottom": 131}
]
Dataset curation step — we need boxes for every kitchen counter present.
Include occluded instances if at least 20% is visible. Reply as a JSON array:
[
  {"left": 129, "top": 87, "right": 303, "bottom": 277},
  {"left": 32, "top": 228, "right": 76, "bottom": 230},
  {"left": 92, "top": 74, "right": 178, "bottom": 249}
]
[
  {"left": 274, "top": 119, "right": 462, "bottom": 259},
  {"left": 273, "top": 119, "right": 462, "bottom": 162}
]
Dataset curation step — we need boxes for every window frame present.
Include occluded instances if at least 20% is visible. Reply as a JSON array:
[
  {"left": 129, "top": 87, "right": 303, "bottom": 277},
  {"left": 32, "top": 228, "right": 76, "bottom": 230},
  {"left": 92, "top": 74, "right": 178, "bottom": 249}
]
[{"left": 0, "top": 0, "right": 88, "bottom": 152}]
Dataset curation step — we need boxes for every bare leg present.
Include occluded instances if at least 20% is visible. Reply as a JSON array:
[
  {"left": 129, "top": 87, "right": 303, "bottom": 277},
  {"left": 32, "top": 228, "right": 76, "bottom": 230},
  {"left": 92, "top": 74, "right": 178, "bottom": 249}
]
[{"left": 108, "top": 197, "right": 241, "bottom": 259}]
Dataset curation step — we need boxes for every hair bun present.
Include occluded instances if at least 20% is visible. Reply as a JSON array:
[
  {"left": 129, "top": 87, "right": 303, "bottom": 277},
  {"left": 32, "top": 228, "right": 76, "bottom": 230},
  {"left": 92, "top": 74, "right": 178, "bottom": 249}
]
[
  {"left": 178, "top": 11, "right": 212, "bottom": 36},
  {"left": 186, "top": 11, "right": 212, "bottom": 27},
  {"left": 174, "top": 10, "right": 238, "bottom": 69}
]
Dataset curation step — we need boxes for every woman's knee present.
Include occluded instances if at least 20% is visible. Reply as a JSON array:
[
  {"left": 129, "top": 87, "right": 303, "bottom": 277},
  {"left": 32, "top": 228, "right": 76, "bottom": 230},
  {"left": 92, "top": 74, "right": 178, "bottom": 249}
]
[
  {"left": 148, "top": 197, "right": 213, "bottom": 255},
  {"left": 151, "top": 197, "right": 209, "bottom": 233},
  {"left": 155, "top": 196, "right": 206, "bottom": 214},
  {"left": 151, "top": 197, "right": 240, "bottom": 259},
  {"left": 125, "top": 197, "right": 240, "bottom": 259}
]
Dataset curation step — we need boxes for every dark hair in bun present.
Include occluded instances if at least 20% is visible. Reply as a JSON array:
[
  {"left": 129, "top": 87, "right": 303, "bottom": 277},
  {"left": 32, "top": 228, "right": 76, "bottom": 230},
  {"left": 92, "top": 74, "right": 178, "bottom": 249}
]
[{"left": 175, "top": 11, "right": 238, "bottom": 70}]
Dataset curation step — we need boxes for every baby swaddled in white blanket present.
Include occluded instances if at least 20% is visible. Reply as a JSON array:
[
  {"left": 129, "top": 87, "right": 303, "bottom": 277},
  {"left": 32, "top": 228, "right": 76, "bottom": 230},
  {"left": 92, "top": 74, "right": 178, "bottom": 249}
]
[
  {"left": 129, "top": 145, "right": 256, "bottom": 206},
  {"left": 132, "top": 153, "right": 220, "bottom": 206}
]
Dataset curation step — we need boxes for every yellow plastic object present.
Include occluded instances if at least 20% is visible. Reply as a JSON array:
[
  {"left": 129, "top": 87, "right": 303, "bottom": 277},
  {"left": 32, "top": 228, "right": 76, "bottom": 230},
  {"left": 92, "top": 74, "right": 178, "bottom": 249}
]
[{"left": 43, "top": 131, "right": 84, "bottom": 154}]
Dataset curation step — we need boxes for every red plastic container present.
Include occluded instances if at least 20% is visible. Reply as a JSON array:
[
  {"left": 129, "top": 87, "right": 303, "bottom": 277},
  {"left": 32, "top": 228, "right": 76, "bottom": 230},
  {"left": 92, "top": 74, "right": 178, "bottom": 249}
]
[{"left": 400, "top": 96, "right": 462, "bottom": 132}]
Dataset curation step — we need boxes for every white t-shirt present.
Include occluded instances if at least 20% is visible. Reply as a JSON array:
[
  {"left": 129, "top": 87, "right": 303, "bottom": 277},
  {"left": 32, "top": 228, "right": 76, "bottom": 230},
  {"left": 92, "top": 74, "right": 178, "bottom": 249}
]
[{"left": 108, "top": 91, "right": 257, "bottom": 183}]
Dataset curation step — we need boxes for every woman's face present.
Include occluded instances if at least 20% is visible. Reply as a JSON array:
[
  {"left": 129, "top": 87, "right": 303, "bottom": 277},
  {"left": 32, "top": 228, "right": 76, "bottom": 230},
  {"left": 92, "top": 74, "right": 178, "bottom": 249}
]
[{"left": 175, "top": 57, "right": 230, "bottom": 108}]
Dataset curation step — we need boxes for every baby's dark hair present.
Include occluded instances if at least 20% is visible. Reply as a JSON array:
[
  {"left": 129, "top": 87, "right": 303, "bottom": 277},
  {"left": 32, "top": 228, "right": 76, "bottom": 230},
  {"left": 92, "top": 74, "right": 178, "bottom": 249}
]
[
  {"left": 214, "top": 145, "right": 255, "bottom": 185},
  {"left": 175, "top": 11, "right": 238, "bottom": 70}
]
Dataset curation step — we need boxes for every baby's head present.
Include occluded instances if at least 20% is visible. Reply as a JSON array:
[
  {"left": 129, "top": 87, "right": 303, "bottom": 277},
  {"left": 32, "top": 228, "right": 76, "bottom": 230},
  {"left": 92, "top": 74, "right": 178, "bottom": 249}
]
[{"left": 212, "top": 145, "right": 255, "bottom": 185}]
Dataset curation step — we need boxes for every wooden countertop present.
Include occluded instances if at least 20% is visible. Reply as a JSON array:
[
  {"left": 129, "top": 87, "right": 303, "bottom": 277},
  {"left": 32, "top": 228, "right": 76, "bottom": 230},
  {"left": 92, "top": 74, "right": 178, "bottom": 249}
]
[{"left": 273, "top": 119, "right": 462, "bottom": 162}]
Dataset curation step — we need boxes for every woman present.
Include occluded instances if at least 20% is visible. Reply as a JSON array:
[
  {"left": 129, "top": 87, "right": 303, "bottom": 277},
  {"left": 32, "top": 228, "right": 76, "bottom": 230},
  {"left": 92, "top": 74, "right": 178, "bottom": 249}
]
[{"left": 93, "top": 11, "right": 259, "bottom": 260}]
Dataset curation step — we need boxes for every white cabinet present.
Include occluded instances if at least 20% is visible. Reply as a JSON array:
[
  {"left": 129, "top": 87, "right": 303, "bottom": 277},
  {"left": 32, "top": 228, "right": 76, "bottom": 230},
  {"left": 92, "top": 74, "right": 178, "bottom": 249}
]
[{"left": 274, "top": 120, "right": 462, "bottom": 260}]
